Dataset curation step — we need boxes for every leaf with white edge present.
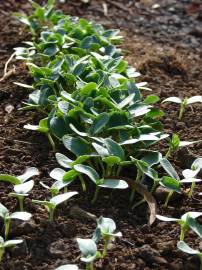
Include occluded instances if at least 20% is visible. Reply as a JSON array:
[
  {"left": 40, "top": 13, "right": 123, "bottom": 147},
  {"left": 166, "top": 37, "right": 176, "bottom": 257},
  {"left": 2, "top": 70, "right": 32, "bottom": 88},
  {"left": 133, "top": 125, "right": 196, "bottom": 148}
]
[
  {"left": 99, "top": 179, "right": 128, "bottom": 189},
  {"left": 50, "top": 192, "right": 78, "bottom": 206},
  {"left": 77, "top": 238, "right": 97, "bottom": 263},
  {"left": 162, "top": 97, "right": 182, "bottom": 104},
  {"left": 187, "top": 217, "right": 202, "bottom": 238},
  {"left": 17, "top": 167, "right": 39, "bottom": 183},
  {"left": 69, "top": 124, "right": 88, "bottom": 137},
  {"left": 55, "top": 265, "right": 79, "bottom": 270},
  {"left": 89, "top": 113, "right": 109, "bottom": 135},
  {"left": 117, "top": 93, "right": 135, "bottom": 109},
  {"left": 55, "top": 153, "right": 72, "bottom": 168},
  {"left": 4, "top": 239, "right": 23, "bottom": 248},
  {"left": 50, "top": 168, "right": 66, "bottom": 181},
  {"left": 14, "top": 82, "right": 34, "bottom": 89},
  {"left": 129, "top": 104, "right": 152, "bottom": 117},
  {"left": 192, "top": 158, "right": 202, "bottom": 170},
  {"left": 97, "top": 216, "right": 116, "bottom": 234},
  {"left": 105, "top": 138, "right": 125, "bottom": 161},
  {"left": 92, "top": 142, "right": 109, "bottom": 156},
  {"left": 63, "top": 135, "right": 91, "bottom": 156},
  {"left": 180, "top": 178, "right": 201, "bottom": 183},
  {"left": 61, "top": 91, "right": 77, "bottom": 103},
  {"left": 160, "top": 158, "right": 180, "bottom": 180},
  {"left": 9, "top": 212, "right": 32, "bottom": 221},
  {"left": 0, "top": 203, "right": 9, "bottom": 218},
  {"left": 181, "top": 212, "right": 202, "bottom": 222},
  {"left": 182, "top": 169, "right": 200, "bottom": 179},
  {"left": 177, "top": 241, "right": 200, "bottom": 255},
  {"left": 179, "top": 140, "right": 201, "bottom": 147},
  {"left": 74, "top": 164, "right": 99, "bottom": 184},
  {"left": 141, "top": 151, "right": 162, "bottom": 167},
  {"left": 187, "top": 96, "right": 202, "bottom": 104},
  {"left": 0, "top": 174, "right": 21, "bottom": 185},
  {"left": 156, "top": 215, "right": 179, "bottom": 222},
  {"left": 14, "top": 180, "right": 34, "bottom": 194}
]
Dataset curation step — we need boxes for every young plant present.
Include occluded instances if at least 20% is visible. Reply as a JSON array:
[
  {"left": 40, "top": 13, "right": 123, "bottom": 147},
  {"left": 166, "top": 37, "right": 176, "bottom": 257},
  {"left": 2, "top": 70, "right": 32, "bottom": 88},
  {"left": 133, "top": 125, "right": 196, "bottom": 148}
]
[
  {"left": 92, "top": 216, "right": 122, "bottom": 257},
  {"left": 181, "top": 157, "right": 202, "bottom": 198},
  {"left": 156, "top": 212, "right": 202, "bottom": 241},
  {"left": 0, "top": 203, "right": 32, "bottom": 240},
  {"left": 162, "top": 96, "right": 202, "bottom": 120},
  {"left": 0, "top": 167, "right": 39, "bottom": 185},
  {"left": 32, "top": 192, "right": 78, "bottom": 222},
  {"left": 77, "top": 238, "right": 101, "bottom": 270},
  {"left": 177, "top": 241, "right": 202, "bottom": 270},
  {"left": 9, "top": 180, "right": 34, "bottom": 211},
  {"left": 0, "top": 236, "right": 23, "bottom": 263}
]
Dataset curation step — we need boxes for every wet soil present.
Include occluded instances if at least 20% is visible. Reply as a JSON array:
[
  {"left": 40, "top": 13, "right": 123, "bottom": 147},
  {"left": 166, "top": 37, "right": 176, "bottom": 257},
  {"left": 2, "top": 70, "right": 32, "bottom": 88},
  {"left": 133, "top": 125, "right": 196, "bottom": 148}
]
[{"left": 0, "top": 0, "right": 202, "bottom": 269}]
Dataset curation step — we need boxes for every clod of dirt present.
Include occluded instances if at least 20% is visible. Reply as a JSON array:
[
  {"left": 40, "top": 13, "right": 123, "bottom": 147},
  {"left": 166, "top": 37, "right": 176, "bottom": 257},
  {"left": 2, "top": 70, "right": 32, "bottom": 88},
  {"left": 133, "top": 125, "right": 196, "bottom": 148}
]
[
  {"left": 138, "top": 244, "right": 168, "bottom": 265},
  {"left": 154, "top": 186, "right": 182, "bottom": 202},
  {"left": 69, "top": 205, "right": 97, "bottom": 221},
  {"left": 48, "top": 239, "right": 67, "bottom": 258}
]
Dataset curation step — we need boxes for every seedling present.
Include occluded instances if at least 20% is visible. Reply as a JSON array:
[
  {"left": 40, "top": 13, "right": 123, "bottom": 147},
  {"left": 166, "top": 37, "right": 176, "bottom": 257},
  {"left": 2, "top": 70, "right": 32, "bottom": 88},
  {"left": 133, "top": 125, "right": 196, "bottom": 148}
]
[
  {"left": 156, "top": 212, "right": 202, "bottom": 241},
  {"left": 162, "top": 96, "right": 202, "bottom": 120},
  {"left": 77, "top": 238, "right": 101, "bottom": 270},
  {"left": 0, "top": 236, "right": 23, "bottom": 263},
  {"left": 0, "top": 203, "right": 32, "bottom": 240},
  {"left": 177, "top": 241, "right": 202, "bottom": 270},
  {"left": 92, "top": 216, "right": 122, "bottom": 257},
  {"left": 9, "top": 180, "right": 34, "bottom": 211},
  {"left": 32, "top": 192, "right": 78, "bottom": 222},
  {"left": 0, "top": 167, "right": 39, "bottom": 185}
]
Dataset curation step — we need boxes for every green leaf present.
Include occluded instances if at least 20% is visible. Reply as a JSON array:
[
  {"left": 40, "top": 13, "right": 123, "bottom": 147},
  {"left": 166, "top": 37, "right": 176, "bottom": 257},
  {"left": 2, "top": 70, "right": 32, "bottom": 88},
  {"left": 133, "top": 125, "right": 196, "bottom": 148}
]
[
  {"left": 0, "top": 174, "right": 21, "bottom": 185},
  {"left": 187, "top": 217, "right": 202, "bottom": 238},
  {"left": 160, "top": 176, "right": 181, "bottom": 192},
  {"left": 89, "top": 113, "right": 109, "bottom": 135},
  {"left": 55, "top": 153, "right": 72, "bottom": 168},
  {"left": 102, "top": 156, "right": 121, "bottom": 166},
  {"left": 99, "top": 179, "right": 128, "bottom": 189},
  {"left": 144, "top": 95, "right": 160, "bottom": 105},
  {"left": 74, "top": 164, "right": 99, "bottom": 184},
  {"left": 63, "top": 135, "right": 91, "bottom": 156},
  {"left": 105, "top": 138, "right": 125, "bottom": 161},
  {"left": 80, "top": 82, "right": 97, "bottom": 96},
  {"left": 50, "top": 117, "right": 69, "bottom": 139},
  {"left": 62, "top": 170, "right": 78, "bottom": 182},
  {"left": 141, "top": 151, "right": 162, "bottom": 166}
]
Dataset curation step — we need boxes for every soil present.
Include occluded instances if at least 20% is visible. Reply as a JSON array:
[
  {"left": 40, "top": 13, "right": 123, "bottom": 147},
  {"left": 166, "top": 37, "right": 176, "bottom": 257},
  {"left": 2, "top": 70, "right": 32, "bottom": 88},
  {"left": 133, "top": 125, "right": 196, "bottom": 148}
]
[{"left": 0, "top": 0, "right": 202, "bottom": 269}]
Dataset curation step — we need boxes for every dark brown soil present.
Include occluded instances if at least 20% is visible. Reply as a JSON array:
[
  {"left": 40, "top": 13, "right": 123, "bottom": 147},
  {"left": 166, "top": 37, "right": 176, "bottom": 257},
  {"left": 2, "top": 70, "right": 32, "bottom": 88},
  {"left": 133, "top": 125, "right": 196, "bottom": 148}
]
[{"left": 0, "top": 0, "right": 202, "bottom": 269}]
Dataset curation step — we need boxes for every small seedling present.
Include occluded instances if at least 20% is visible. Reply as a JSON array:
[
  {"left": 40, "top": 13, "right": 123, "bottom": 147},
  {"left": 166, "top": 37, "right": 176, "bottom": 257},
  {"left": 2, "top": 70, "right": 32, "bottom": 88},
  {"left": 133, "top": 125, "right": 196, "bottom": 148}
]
[
  {"left": 0, "top": 203, "right": 32, "bottom": 240},
  {"left": 9, "top": 180, "right": 34, "bottom": 211},
  {"left": 0, "top": 236, "right": 23, "bottom": 263},
  {"left": 77, "top": 238, "right": 101, "bottom": 270},
  {"left": 32, "top": 192, "right": 78, "bottom": 222},
  {"left": 162, "top": 96, "right": 202, "bottom": 120},
  {"left": 55, "top": 266, "right": 79, "bottom": 270},
  {"left": 92, "top": 216, "right": 122, "bottom": 257},
  {"left": 0, "top": 167, "right": 39, "bottom": 185},
  {"left": 156, "top": 212, "right": 202, "bottom": 241},
  {"left": 177, "top": 241, "right": 202, "bottom": 270}
]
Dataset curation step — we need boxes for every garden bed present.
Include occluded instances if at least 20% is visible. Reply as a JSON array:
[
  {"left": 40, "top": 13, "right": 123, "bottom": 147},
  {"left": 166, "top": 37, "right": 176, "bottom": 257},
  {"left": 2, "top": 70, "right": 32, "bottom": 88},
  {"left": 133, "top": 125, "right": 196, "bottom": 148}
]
[{"left": 0, "top": 1, "right": 202, "bottom": 270}]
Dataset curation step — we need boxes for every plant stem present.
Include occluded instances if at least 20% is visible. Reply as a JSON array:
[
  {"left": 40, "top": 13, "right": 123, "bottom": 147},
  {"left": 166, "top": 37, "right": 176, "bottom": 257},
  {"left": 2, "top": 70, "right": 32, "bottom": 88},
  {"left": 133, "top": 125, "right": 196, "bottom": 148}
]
[
  {"left": 116, "top": 165, "right": 122, "bottom": 176},
  {"left": 99, "top": 158, "right": 105, "bottom": 177},
  {"left": 18, "top": 197, "right": 24, "bottom": 211},
  {"left": 129, "top": 169, "right": 142, "bottom": 205},
  {"left": 103, "top": 239, "right": 109, "bottom": 257},
  {"left": 163, "top": 191, "right": 174, "bottom": 208},
  {"left": 0, "top": 248, "right": 4, "bottom": 263},
  {"left": 180, "top": 227, "right": 185, "bottom": 241},
  {"left": 86, "top": 262, "right": 93, "bottom": 270},
  {"left": 79, "top": 175, "right": 86, "bottom": 192},
  {"left": 5, "top": 219, "right": 10, "bottom": 240},
  {"left": 188, "top": 181, "right": 196, "bottom": 198},
  {"left": 199, "top": 254, "right": 202, "bottom": 270},
  {"left": 165, "top": 148, "right": 171, "bottom": 159},
  {"left": 179, "top": 99, "right": 187, "bottom": 120},
  {"left": 49, "top": 208, "right": 54, "bottom": 222},
  {"left": 91, "top": 186, "right": 100, "bottom": 204},
  {"left": 46, "top": 133, "right": 56, "bottom": 151}
]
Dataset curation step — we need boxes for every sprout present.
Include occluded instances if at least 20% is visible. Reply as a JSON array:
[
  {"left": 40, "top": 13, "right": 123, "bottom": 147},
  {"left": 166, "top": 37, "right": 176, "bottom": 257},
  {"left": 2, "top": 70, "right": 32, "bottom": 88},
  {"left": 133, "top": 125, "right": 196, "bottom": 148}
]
[
  {"left": 32, "top": 192, "right": 78, "bottom": 222},
  {"left": 0, "top": 203, "right": 32, "bottom": 240},
  {"left": 92, "top": 216, "right": 122, "bottom": 257},
  {"left": 162, "top": 96, "right": 202, "bottom": 120},
  {"left": 156, "top": 212, "right": 202, "bottom": 241},
  {"left": 177, "top": 241, "right": 202, "bottom": 270},
  {"left": 0, "top": 167, "right": 39, "bottom": 185},
  {"left": 0, "top": 236, "right": 23, "bottom": 263},
  {"left": 77, "top": 238, "right": 101, "bottom": 270},
  {"left": 9, "top": 180, "right": 34, "bottom": 211}
]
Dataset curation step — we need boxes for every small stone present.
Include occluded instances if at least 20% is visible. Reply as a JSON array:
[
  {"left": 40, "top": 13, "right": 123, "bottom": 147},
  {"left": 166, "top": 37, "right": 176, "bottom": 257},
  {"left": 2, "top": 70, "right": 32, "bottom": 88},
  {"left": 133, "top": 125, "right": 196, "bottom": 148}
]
[
  {"left": 138, "top": 244, "right": 168, "bottom": 265},
  {"left": 48, "top": 240, "right": 66, "bottom": 258}
]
